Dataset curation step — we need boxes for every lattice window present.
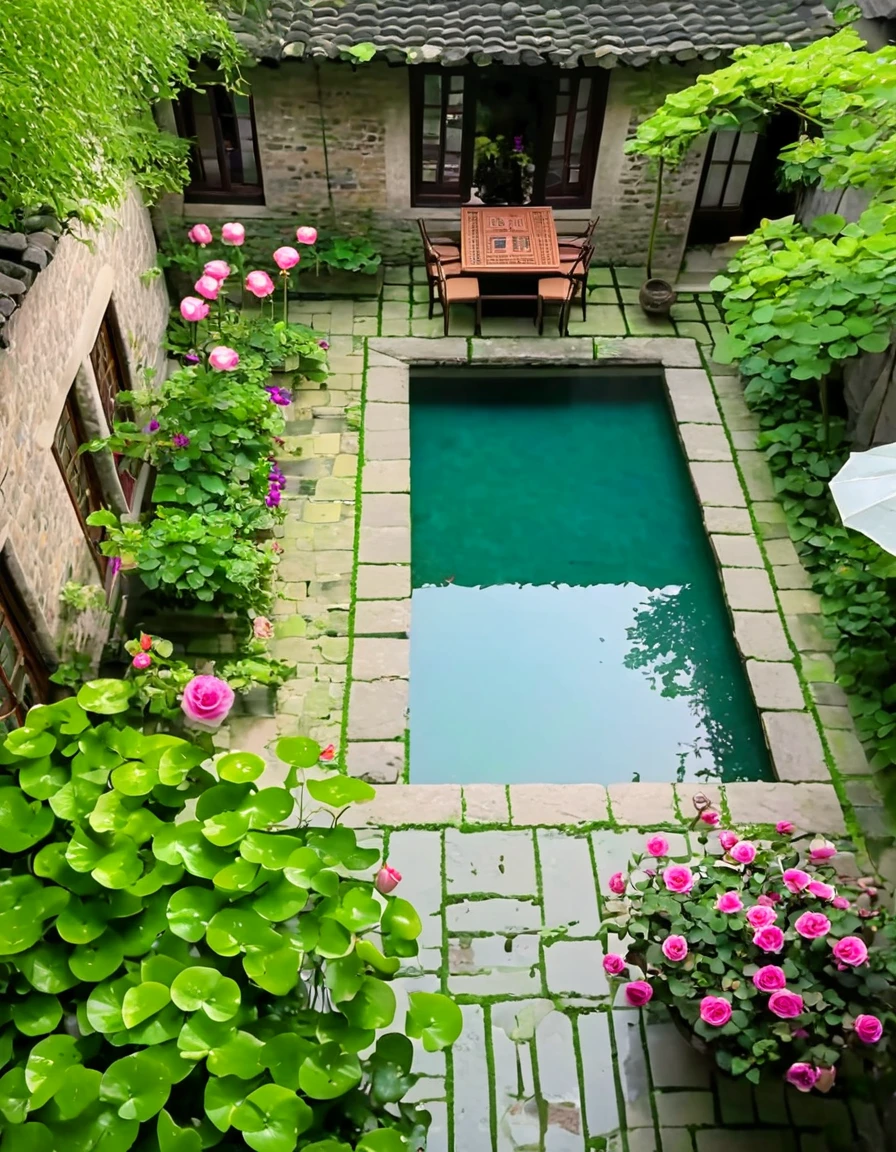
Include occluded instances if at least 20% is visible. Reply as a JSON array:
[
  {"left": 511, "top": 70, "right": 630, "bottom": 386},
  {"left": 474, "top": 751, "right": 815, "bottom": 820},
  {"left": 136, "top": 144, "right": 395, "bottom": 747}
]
[
  {"left": 88, "top": 310, "right": 136, "bottom": 507},
  {"left": 411, "top": 68, "right": 470, "bottom": 205},
  {"left": 173, "top": 87, "right": 264, "bottom": 204},
  {"left": 544, "top": 74, "right": 603, "bottom": 208},
  {"left": 53, "top": 391, "right": 106, "bottom": 572},
  {"left": 698, "top": 131, "right": 758, "bottom": 210},
  {"left": 0, "top": 566, "right": 49, "bottom": 731}
]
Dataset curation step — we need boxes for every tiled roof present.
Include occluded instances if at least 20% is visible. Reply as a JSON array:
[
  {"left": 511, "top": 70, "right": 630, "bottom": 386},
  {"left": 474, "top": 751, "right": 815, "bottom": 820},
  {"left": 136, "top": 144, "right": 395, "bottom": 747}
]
[
  {"left": 233, "top": 0, "right": 833, "bottom": 66},
  {"left": 0, "top": 216, "right": 60, "bottom": 349}
]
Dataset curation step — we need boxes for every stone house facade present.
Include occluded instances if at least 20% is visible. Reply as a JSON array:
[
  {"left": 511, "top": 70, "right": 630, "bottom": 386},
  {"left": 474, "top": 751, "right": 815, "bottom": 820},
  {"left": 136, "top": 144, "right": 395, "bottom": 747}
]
[
  {"left": 160, "top": 0, "right": 831, "bottom": 273},
  {"left": 0, "top": 188, "right": 168, "bottom": 719}
]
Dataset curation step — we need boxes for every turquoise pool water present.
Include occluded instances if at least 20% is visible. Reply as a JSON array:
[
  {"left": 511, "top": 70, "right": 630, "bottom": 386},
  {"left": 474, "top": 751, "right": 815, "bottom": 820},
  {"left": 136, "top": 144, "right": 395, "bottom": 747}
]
[{"left": 408, "top": 369, "right": 771, "bottom": 785}]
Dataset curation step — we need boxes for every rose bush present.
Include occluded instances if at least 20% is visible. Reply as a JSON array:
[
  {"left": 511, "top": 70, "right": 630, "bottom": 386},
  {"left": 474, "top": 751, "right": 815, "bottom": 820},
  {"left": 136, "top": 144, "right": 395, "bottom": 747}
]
[{"left": 599, "top": 805, "right": 896, "bottom": 1092}]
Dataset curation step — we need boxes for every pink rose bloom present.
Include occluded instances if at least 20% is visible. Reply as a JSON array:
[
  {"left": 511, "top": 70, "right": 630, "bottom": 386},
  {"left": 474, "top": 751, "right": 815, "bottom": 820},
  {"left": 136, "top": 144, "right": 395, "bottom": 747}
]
[
  {"left": 624, "top": 981, "right": 653, "bottom": 1007},
  {"left": 854, "top": 1014, "right": 883, "bottom": 1044},
  {"left": 602, "top": 954, "right": 626, "bottom": 976},
  {"left": 776, "top": 821, "right": 795, "bottom": 835},
  {"left": 716, "top": 891, "right": 744, "bottom": 914},
  {"left": 188, "top": 223, "right": 213, "bottom": 246},
  {"left": 221, "top": 222, "right": 246, "bottom": 246},
  {"left": 809, "top": 839, "right": 836, "bottom": 862},
  {"left": 208, "top": 346, "right": 240, "bottom": 371},
  {"left": 831, "top": 896, "right": 850, "bottom": 910},
  {"left": 273, "top": 246, "right": 301, "bottom": 270},
  {"left": 194, "top": 274, "right": 220, "bottom": 301},
  {"left": 832, "top": 936, "right": 868, "bottom": 967},
  {"left": 180, "top": 296, "right": 210, "bottom": 322},
  {"left": 758, "top": 892, "right": 781, "bottom": 906},
  {"left": 645, "top": 834, "right": 670, "bottom": 857},
  {"left": 252, "top": 616, "right": 274, "bottom": 640},
  {"left": 718, "top": 830, "right": 739, "bottom": 851},
  {"left": 700, "top": 810, "right": 720, "bottom": 826},
  {"left": 769, "top": 990, "right": 804, "bottom": 1019},
  {"left": 752, "top": 965, "right": 786, "bottom": 992},
  {"left": 699, "top": 996, "right": 732, "bottom": 1027},
  {"left": 794, "top": 912, "right": 831, "bottom": 939},
  {"left": 181, "top": 675, "right": 235, "bottom": 727},
  {"left": 807, "top": 880, "right": 836, "bottom": 902},
  {"left": 786, "top": 1063, "right": 820, "bottom": 1093},
  {"left": 608, "top": 872, "right": 626, "bottom": 896},
  {"left": 203, "top": 260, "right": 231, "bottom": 281},
  {"left": 246, "top": 270, "right": 275, "bottom": 298},
  {"left": 783, "top": 868, "right": 811, "bottom": 893},
  {"left": 374, "top": 865, "right": 401, "bottom": 895},
  {"left": 746, "top": 905, "right": 777, "bottom": 929},
  {"left": 662, "top": 865, "right": 695, "bottom": 895},
  {"left": 132, "top": 653, "right": 152, "bottom": 670},
  {"left": 296, "top": 225, "right": 318, "bottom": 245},
  {"left": 661, "top": 935, "right": 688, "bottom": 962},
  {"left": 753, "top": 925, "right": 785, "bottom": 954},
  {"left": 792, "top": 1028, "right": 809, "bottom": 1039},
  {"left": 729, "top": 841, "right": 757, "bottom": 865}
]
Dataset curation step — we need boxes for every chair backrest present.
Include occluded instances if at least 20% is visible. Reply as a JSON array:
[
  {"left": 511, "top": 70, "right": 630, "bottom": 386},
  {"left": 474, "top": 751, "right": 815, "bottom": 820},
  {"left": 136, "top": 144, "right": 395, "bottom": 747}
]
[
  {"left": 559, "top": 249, "right": 588, "bottom": 302},
  {"left": 579, "top": 241, "right": 595, "bottom": 276}
]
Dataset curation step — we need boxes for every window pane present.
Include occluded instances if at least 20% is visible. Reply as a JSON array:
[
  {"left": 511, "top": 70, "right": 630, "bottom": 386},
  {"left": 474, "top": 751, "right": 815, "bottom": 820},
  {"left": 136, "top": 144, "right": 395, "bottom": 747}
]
[
  {"left": 723, "top": 163, "right": 749, "bottom": 206},
  {"left": 449, "top": 73, "right": 464, "bottom": 93},
  {"left": 570, "top": 109, "right": 588, "bottom": 163},
  {"left": 577, "top": 79, "right": 591, "bottom": 111},
  {"left": 193, "top": 96, "right": 223, "bottom": 189},
  {"left": 424, "top": 73, "right": 440, "bottom": 103},
  {"left": 711, "top": 132, "right": 736, "bottom": 162},
  {"left": 735, "top": 132, "right": 758, "bottom": 162},
  {"left": 700, "top": 163, "right": 727, "bottom": 207}
]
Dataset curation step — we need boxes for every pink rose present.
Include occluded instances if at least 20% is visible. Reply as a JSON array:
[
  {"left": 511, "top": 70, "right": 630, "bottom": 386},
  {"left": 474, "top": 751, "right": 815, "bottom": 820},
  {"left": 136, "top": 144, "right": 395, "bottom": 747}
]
[
  {"left": 746, "top": 905, "right": 777, "bottom": 929},
  {"left": 273, "top": 246, "right": 301, "bottom": 270},
  {"left": 699, "top": 996, "right": 732, "bottom": 1027},
  {"left": 374, "top": 865, "right": 401, "bottom": 895},
  {"left": 662, "top": 865, "right": 695, "bottom": 895},
  {"left": 807, "top": 881, "right": 836, "bottom": 902},
  {"left": 758, "top": 893, "right": 781, "bottom": 906},
  {"left": 786, "top": 1063, "right": 820, "bottom": 1093},
  {"left": 180, "top": 296, "right": 210, "bottom": 322},
  {"left": 783, "top": 869, "right": 811, "bottom": 893},
  {"left": 296, "top": 225, "right": 318, "bottom": 245},
  {"left": 809, "top": 839, "right": 836, "bottom": 862},
  {"left": 716, "top": 891, "right": 744, "bottom": 914},
  {"left": 624, "top": 981, "right": 653, "bottom": 1007},
  {"left": 700, "top": 810, "right": 720, "bottom": 826},
  {"left": 608, "top": 872, "right": 626, "bottom": 896},
  {"left": 718, "top": 830, "right": 739, "bottom": 851},
  {"left": 753, "top": 926, "right": 785, "bottom": 954},
  {"left": 769, "top": 990, "right": 804, "bottom": 1019},
  {"left": 188, "top": 223, "right": 213, "bottom": 246},
  {"left": 794, "top": 912, "right": 831, "bottom": 940},
  {"left": 792, "top": 1028, "right": 809, "bottom": 1039},
  {"left": 252, "top": 616, "right": 274, "bottom": 640},
  {"left": 208, "top": 346, "right": 240, "bottom": 371},
  {"left": 602, "top": 954, "right": 626, "bottom": 975},
  {"left": 246, "top": 270, "right": 275, "bottom": 298},
  {"left": 831, "top": 896, "right": 850, "bottom": 910},
  {"left": 729, "top": 840, "right": 757, "bottom": 865},
  {"left": 181, "top": 675, "right": 235, "bottom": 727},
  {"left": 776, "top": 821, "right": 795, "bottom": 835},
  {"left": 661, "top": 935, "right": 688, "bottom": 962},
  {"left": 752, "top": 965, "right": 786, "bottom": 992},
  {"left": 221, "top": 222, "right": 246, "bottom": 246},
  {"left": 203, "top": 260, "right": 231, "bottom": 281},
  {"left": 854, "top": 1014, "right": 883, "bottom": 1044},
  {"left": 831, "top": 936, "right": 868, "bottom": 967},
  {"left": 194, "top": 274, "right": 220, "bottom": 301},
  {"left": 645, "top": 834, "right": 669, "bottom": 857},
  {"left": 132, "top": 653, "right": 152, "bottom": 670}
]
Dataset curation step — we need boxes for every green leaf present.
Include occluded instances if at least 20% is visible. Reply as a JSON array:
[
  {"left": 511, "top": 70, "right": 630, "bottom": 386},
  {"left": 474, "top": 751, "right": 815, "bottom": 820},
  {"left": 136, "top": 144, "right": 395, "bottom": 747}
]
[
  {"left": 77, "top": 680, "right": 134, "bottom": 715},
  {"left": 176, "top": 1014, "right": 235, "bottom": 1062},
  {"left": 858, "top": 331, "right": 890, "bottom": 353},
  {"left": 242, "top": 946, "right": 301, "bottom": 995},
  {"left": 110, "top": 761, "right": 159, "bottom": 796},
  {"left": 25, "top": 1035, "right": 81, "bottom": 1109},
  {"left": 206, "top": 908, "right": 282, "bottom": 956},
  {"left": 356, "top": 939, "right": 401, "bottom": 976},
  {"left": 0, "top": 1122, "right": 53, "bottom": 1151},
  {"left": 46, "top": 1065, "right": 102, "bottom": 1121},
  {"left": 157, "top": 1109, "right": 202, "bottom": 1152},
  {"left": 121, "top": 982, "right": 171, "bottom": 1029},
  {"left": 341, "top": 976, "right": 396, "bottom": 1030},
  {"left": 207, "top": 1031, "right": 265, "bottom": 1079},
  {"left": 406, "top": 992, "right": 463, "bottom": 1052},
  {"left": 204, "top": 1075, "right": 251, "bottom": 1132},
  {"left": 232, "top": 1083, "right": 314, "bottom": 1152},
  {"left": 275, "top": 736, "right": 321, "bottom": 767},
  {"left": 217, "top": 751, "right": 266, "bottom": 783},
  {"left": 170, "top": 966, "right": 241, "bottom": 1021},
  {"left": 356, "top": 1132, "right": 408, "bottom": 1152},
  {"left": 0, "top": 1066, "right": 30, "bottom": 1124},
  {"left": 381, "top": 898, "right": 421, "bottom": 941},
  {"left": 240, "top": 832, "right": 304, "bottom": 870},
  {"left": 298, "top": 1043, "right": 362, "bottom": 1100},
  {"left": 811, "top": 213, "right": 846, "bottom": 236},
  {"left": 68, "top": 930, "right": 124, "bottom": 982},
  {"left": 11, "top": 994, "right": 62, "bottom": 1037},
  {"left": 100, "top": 1052, "right": 171, "bottom": 1122},
  {"left": 5, "top": 728, "right": 56, "bottom": 759},
  {"left": 306, "top": 775, "right": 375, "bottom": 808},
  {"left": 167, "top": 887, "right": 225, "bottom": 942}
]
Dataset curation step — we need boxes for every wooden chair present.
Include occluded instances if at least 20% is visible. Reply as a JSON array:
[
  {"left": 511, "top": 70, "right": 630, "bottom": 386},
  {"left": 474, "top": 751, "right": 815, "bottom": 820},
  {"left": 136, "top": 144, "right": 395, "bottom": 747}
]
[
  {"left": 536, "top": 250, "right": 587, "bottom": 336},
  {"left": 435, "top": 257, "right": 481, "bottom": 336},
  {"left": 419, "top": 220, "right": 462, "bottom": 319},
  {"left": 560, "top": 241, "right": 594, "bottom": 321},
  {"left": 558, "top": 217, "right": 599, "bottom": 256}
]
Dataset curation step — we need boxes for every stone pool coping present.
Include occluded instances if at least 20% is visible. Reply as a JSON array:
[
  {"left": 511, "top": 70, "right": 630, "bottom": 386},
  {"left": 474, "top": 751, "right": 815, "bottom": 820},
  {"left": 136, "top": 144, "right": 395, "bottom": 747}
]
[{"left": 346, "top": 333, "right": 875, "bottom": 837}]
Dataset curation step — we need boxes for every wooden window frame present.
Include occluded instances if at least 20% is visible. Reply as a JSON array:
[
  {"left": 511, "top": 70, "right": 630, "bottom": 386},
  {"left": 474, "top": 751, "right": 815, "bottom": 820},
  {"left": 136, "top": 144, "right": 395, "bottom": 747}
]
[
  {"left": 53, "top": 391, "right": 107, "bottom": 577},
  {"left": 410, "top": 66, "right": 476, "bottom": 207},
  {"left": 694, "top": 130, "right": 757, "bottom": 213},
  {"left": 0, "top": 563, "right": 50, "bottom": 729},
  {"left": 540, "top": 70, "right": 606, "bottom": 210},
  {"left": 88, "top": 308, "right": 137, "bottom": 508},
  {"left": 174, "top": 86, "right": 265, "bottom": 205}
]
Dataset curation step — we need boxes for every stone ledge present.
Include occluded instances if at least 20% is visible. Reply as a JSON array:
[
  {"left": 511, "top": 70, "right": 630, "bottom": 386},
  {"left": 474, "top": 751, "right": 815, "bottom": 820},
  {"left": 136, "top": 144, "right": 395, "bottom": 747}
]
[
  {"left": 746, "top": 659, "right": 804, "bottom": 710},
  {"left": 471, "top": 337, "right": 595, "bottom": 362},
  {"left": 723, "top": 782, "right": 846, "bottom": 833},
  {"left": 369, "top": 337, "right": 469, "bottom": 363},
  {"left": 347, "top": 740, "right": 404, "bottom": 784},
  {"left": 341, "top": 784, "right": 462, "bottom": 826},
  {"left": 762, "top": 712, "right": 829, "bottom": 782},
  {"left": 597, "top": 337, "right": 702, "bottom": 367},
  {"left": 732, "top": 611, "right": 792, "bottom": 661},
  {"left": 608, "top": 784, "right": 677, "bottom": 826},
  {"left": 509, "top": 784, "right": 609, "bottom": 826},
  {"left": 462, "top": 784, "right": 511, "bottom": 824}
]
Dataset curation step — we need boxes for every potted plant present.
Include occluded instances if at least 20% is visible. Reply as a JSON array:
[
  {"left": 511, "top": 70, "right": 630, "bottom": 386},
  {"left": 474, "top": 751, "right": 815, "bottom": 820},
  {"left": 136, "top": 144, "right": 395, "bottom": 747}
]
[
  {"left": 473, "top": 134, "right": 533, "bottom": 205},
  {"left": 639, "top": 157, "right": 677, "bottom": 316},
  {"left": 599, "top": 794, "right": 896, "bottom": 1102}
]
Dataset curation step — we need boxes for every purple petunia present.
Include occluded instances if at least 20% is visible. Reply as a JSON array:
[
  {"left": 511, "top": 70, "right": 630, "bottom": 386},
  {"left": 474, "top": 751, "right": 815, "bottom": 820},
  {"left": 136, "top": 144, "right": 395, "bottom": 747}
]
[
  {"left": 144, "top": 419, "right": 160, "bottom": 433},
  {"left": 184, "top": 352, "right": 200, "bottom": 365},
  {"left": 172, "top": 433, "right": 191, "bottom": 448},
  {"left": 265, "top": 489, "right": 282, "bottom": 508},
  {"left": 264, "top": 385, "right": 292, "bottom": 407},
  {"left": 318, "top": 340, "right": 329, "bottom": 350}
]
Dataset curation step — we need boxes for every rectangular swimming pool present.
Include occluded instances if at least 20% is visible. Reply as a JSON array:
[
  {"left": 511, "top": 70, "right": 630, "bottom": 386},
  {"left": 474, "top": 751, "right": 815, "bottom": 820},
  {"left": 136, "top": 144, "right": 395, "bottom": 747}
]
[{"left": 408, "top": 368, "right": 772, "bottom": 785}]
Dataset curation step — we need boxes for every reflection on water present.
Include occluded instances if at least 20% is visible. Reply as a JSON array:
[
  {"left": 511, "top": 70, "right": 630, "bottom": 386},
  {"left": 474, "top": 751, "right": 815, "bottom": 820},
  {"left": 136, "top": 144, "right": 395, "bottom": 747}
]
[{"left": 410, "top": 581, "right": 746, "bottom": 785}]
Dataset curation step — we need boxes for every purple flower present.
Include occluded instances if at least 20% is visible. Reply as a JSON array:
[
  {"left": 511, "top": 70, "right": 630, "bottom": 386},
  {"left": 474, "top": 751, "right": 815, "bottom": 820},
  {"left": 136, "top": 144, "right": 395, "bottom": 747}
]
[
  {"left": 172, "top": 434, "right": 191, "bottom": 449},
  {"left": 513, "top": 135, "right": 524, "bottom": 153},
  {"left": 184, "top": 352, "right": 200, "bottom": 365},
  {"left": 144, "top": 419, "right": 160, "bottom": 433},
  {"left": 265, "top": 489, "right": 282, "bottom": 508},
  {"left": 318, "top": 340, "right": 329, "bottom": 350},
  {"left": 109, "top": 556, "right": 122, "bottom": 577},
  {"left": 264, "top": 385, "right": 292, "bottom": 407}
]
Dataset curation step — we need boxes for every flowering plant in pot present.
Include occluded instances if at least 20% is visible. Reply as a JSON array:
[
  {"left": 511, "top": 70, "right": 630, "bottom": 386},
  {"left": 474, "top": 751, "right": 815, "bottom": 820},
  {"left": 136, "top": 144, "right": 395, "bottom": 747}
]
[{"left": 598, "top": 799, "right": 896, "bottom": 1097}]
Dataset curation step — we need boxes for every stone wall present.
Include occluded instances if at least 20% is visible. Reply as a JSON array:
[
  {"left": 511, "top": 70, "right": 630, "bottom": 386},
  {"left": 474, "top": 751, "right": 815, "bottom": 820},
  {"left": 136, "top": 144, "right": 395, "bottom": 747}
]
[
  {"left": 0, "top": 186, "right": 168, "bottom": 662},
  {"left": 164, "top": 60, "right": 711, "bottom": 272}
]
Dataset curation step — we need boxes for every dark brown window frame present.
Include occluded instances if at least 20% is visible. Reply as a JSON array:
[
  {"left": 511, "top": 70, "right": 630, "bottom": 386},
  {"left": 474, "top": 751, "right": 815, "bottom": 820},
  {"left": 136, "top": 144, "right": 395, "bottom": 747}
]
[
  {"left": 539, "top": 72, "right": 605, "bottom": 208},
  {"left": 410, "top": 67, "right": 475, "bottom": 207},
  {"left": 88, "top": 306, "right": 137, "bottom": 509},
  {"left": 53, "top": 390, "right": 108, "bottom": 577},
  {"left": 173, "top": 86, "right": 265, "bottom": 205},
  {"left": 0, "top": 561, "right": 50, "bottom": 729}
]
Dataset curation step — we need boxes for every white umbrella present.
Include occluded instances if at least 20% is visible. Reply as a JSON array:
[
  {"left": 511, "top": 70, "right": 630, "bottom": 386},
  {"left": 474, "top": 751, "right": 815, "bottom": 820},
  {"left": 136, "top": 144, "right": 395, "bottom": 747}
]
[{"left": 830, "top": 443, "right": 896, "bottom": 554}]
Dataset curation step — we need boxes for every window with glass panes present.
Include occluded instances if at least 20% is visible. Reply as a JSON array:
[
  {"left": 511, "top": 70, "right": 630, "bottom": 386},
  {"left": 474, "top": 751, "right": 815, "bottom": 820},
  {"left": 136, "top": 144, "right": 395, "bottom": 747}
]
[
  {"left": 411, "top": 69, "right": 470, "bottom": 205},
  {"left": 544, "top": 74, "right": 601, "bottom": 207},
  {"left": 174, "top": 87, "right": 264, "bottom": 204},
  {"left": 697, "top": 131, "right": 758, "bottom": 211},
  {"left": 89, "top": 309, "right": 136, "bottom": 507},
  {"left": 53, "top": 391, "right": 107, "bottom": 572},
  {"left": 0, "top": 565, "right": 49, "bottom": 731}
]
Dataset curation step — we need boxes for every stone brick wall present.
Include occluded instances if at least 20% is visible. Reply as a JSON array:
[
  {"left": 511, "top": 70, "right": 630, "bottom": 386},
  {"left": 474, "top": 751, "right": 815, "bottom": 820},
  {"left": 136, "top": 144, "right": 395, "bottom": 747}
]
[{"left": 0, "top": 187, "right": 168, "bottom": 661}]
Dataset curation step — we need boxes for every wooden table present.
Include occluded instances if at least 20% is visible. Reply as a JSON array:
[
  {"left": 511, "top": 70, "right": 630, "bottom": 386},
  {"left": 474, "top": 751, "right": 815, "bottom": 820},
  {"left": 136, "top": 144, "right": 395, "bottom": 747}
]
[{"left": 460, "top": 206, "right": 561, "bottom": 276}]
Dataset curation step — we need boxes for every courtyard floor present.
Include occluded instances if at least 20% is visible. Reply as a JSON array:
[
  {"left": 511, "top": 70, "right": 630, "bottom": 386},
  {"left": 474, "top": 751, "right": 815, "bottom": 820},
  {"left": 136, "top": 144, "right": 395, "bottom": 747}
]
[{"left": 222, "top": 268, "right": 891, "bottom": 1152}]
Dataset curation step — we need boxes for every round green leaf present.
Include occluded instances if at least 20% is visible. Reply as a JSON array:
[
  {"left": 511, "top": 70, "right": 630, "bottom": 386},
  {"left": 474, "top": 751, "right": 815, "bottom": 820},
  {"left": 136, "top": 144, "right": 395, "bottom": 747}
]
[
  {"left": 0, "top": 1121, "right": 53, "bottom": 1151},
  {"left": 331, "top": 887, "right": 381, "bottom": 934},
  {"left": 340, "top": 976, "right": 396, "bottom": 1030},
  {"left": 274, "top": 736, "right": 320, "bottom": 768},
  {"left": 232, "top": 1083, "right": 313, "bottom": 1152},
  {"left": 204, "top": 1075, "right": 249, "bottom": 1132},
  {"left": 176, "top": 1014, "right": 235, "bottom": 1062},
  {"left": 11, "top": 994, "right": 62, "bottom": 1037},
  {"left": 355, "top": 939, "right": 401, "bottom": 977},
  {"left": 195, "top": 783, "right": 252, "bottom": 822},
  {"left": 55, "top": 898, "right": 109, "bottom": 945},
  {"left": 158, "top": 742, "right": 207, "bottom": 786},
  {"left": 217, "top": 751, "right": 266, "bottom": 783},
  {"left": 314, "top": 918, "right": 353, "bottom": 960},
  {"left": 109, "top": 762, "right": 159, "bottom": 796},
  {"left": 357, "top": 1131, "right": 408, "bottom": 1152},
  {"left": 45, "top": 1065, "right": 102, "bottom": 1121},
  {"left": 283, "top": 847, "right": 323, "bottom": 888},
  {"left": 212, "top": 859, "right": 259, "bottom": 893},
  {"left": 49, "top": 1102, "right": 138, "bottom": 1152},
  {"left": 16, "top": 943, "right": 80, "bottom": 993},
  {"left": 0, "top": 788, "right": 55, "bottom": 853},
  {"left": 306, "top": 776, "right": 375, "bottom": 808},
  {"left": 100, "top": 1052, "right": 171, "bottom": 1122},
  {"left": 121, "top": 982, "right": 171, "bottom": 1029},
  {"left": 381, "top": 898, "right": 422, "bottom": 941},
  {"left": 242, "top": 946, "right": 300, "bottom": 996},
  {"left": 207, "top": 1031, "right": 265, "bottom": 1080},
  {"left": 368, "top": 1034, "right": 414, "bottom": 1107},
  {"left": 206, "top": 908, "right": 281, "bottom": 957},
  {"left": 85, "top": 977, "right": 133, "bottom": 1034},
  {"left": 157, "top": 1109, "right": 202, "bottom": 1152},
  {"left": 298, "top": 1043, "right": 362, "bottom": 1100},
  {"left": 261, "top": 1034, "right": 314, "bottom": 1091},
  {"left": 200, "top": 809, "right": 251, "bottom": 847},
  {"left": 167, "top": 888, "right": 225, "bottom": 943},
  {"left": 170, "top": 967, "right": 241, "bottom": 1021},
  {"left": 406, "top": 991, "right": 463, "bottom": 1052},
  {"left": 69, "top": 931, "right": 124, "bottom": 982},
  {"left": 324, "top": 955, "right": 363, "bottom": 1004},
  {"left": 77, "top": 680, "right": 134, "bottom": 716},
  {"left": 25, "top": 1035, "right": 81, "bottom": 1109},
  {"left": 240, "top": 788, "right": 295, "bottom": 829},
  {"left": 18, "top": 758, "right": 68, "bottom": 800},
  {"left": 4, "top": 728, "right": 56, "bottom": 759},
  {"left": 253, "top": 877, "right": 308, "bottom": 923},
  {"left": 239, "top": 833, "right": 303, "bottom": 870},
  {"left": 0, "top": 1066, "right": 29, "bottom": 1124}
]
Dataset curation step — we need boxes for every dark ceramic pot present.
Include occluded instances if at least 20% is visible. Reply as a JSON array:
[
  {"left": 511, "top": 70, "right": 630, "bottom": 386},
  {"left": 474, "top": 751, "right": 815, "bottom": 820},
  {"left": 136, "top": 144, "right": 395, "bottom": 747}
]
[{"left": 639, "top": 277, "right": 677, "bottom": 316}]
